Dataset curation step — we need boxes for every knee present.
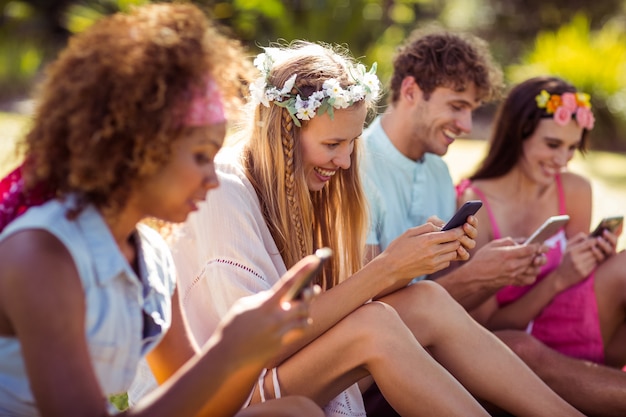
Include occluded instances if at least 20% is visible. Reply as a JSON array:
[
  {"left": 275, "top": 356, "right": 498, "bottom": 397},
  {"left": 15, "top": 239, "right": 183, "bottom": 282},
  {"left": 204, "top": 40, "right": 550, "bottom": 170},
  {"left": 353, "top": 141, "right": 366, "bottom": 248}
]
[
  {"left": 405, "top": 280, "right": 464, "bottom": 321},
  {"left": 495, "top": 330, "right": 550, "bottom": 369},
  {"left": 408, "top": 280, "right": 452, "bottom": 306},
  {"left": 347, "top": 302, "right": 410, "bottom": 350},
  {"left": 278, "top": 396, "right": 324, "bottom": 417}
]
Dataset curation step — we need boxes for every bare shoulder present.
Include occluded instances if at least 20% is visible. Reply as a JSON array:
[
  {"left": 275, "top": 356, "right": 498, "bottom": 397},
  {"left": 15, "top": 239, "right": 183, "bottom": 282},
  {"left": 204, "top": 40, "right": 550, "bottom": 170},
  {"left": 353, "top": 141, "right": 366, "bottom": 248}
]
[
  {"left": 560, "top": 171, "right": 591, "bottom": 194},
  {"left": 0, "top": 229, "right": 83, "bottom": 335},
  {"left": 457, "top": 179, "right": 484, "bottom": 204}
]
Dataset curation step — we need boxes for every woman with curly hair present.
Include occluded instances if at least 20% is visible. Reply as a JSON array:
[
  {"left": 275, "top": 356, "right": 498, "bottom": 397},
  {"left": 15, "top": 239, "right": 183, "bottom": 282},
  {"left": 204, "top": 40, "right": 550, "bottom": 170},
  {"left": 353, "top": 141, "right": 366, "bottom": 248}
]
[
  {"left": 0, "top": 3, "right": 324, "bottom": 417},
  {"left": 170, "top": 41, "right": 584, "bottom": 416}
]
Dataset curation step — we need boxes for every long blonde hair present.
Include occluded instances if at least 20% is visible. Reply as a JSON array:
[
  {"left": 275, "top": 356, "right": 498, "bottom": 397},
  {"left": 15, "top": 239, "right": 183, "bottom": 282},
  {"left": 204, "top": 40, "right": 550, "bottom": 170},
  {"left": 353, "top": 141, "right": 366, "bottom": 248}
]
[{"left": 238, "top": 41, "right": 377, "bottom": 290}]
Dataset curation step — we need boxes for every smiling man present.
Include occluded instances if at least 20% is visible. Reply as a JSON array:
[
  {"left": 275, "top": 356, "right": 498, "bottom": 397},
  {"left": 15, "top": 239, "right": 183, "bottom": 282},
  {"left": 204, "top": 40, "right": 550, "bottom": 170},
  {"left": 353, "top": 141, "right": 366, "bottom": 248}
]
[
  {"left": 359, "top": 27, "right": 547, "bottom": 306},
  {"left": 360, "top": 27, "right": 626, "bottom": 417}
]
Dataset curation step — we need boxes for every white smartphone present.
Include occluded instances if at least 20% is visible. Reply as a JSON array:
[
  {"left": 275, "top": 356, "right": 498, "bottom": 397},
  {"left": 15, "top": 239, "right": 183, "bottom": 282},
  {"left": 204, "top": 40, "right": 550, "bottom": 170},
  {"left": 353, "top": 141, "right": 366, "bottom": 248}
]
[
  {"left": 524, "top": 215, "right": 570, "bottom": 245},
  {"left": 590, "top": 215, "right": 624, "bottom": 237}
]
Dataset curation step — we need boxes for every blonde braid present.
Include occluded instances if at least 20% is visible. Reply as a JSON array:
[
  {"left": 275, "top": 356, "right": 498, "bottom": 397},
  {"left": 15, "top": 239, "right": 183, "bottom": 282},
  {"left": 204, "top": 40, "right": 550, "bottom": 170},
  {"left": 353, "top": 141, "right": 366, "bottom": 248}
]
[{"left": 281, "top": 108, "right": 307, "bottom": 262}]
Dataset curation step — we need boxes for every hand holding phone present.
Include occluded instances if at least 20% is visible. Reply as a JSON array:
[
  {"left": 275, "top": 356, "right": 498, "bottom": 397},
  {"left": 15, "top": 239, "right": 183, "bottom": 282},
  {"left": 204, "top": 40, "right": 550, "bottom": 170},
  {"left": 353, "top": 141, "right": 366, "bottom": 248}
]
[
  {"left": 524, "top": 215, "right": 570, "bottom": 245},
  {"left": 441, "top": 200, "right": 483, "bottom": 231},
  {"left": 590, "top": 215, "right": 624, "bottom": 237},
  {"left": 283, "top": 247, "right": 332, "bottom": 301}
]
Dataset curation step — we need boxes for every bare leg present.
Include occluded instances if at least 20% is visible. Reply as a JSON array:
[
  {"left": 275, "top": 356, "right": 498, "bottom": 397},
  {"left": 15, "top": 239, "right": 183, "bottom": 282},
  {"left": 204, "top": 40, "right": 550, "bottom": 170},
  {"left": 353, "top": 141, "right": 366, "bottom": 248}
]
[
  {"left": 258, "top": 301, "right": 490, "bottom": 417},
  {"left": 498, "top": 329, "right": 626, "bottom": 417},
  {"left": 238, "top": 397, "right": 324, "bottom": 417},
  {"left": 381, "top": 281, "right": 583, "bottom": 417},
  {"left": 594, "top": 251, "right": 626, "bottom": 367}
]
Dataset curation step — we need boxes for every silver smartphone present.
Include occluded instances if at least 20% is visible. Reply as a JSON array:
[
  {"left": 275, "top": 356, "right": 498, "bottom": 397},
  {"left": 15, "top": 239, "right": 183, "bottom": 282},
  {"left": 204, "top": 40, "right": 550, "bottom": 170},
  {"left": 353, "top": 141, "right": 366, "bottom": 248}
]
[{"left": 524, "top": 215, "right": 570, "bottom": 245}]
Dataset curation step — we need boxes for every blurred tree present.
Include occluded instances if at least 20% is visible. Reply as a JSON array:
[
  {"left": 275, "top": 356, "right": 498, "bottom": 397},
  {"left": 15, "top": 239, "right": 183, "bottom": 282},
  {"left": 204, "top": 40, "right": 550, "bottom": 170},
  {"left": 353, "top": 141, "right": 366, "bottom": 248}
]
[
  {"left": 508, "top": 14, "right": 626, "bottom": 150},
  {"left": 2, "top": 0, "right": 626, "bottom": 149}
]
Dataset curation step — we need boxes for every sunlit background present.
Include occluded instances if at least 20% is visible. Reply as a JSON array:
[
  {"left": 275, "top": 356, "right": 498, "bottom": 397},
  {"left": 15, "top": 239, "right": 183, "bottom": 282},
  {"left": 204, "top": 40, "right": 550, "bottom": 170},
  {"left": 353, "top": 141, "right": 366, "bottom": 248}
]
[{"left": 1, "top": 0, "right": 625, "bottom": 249}]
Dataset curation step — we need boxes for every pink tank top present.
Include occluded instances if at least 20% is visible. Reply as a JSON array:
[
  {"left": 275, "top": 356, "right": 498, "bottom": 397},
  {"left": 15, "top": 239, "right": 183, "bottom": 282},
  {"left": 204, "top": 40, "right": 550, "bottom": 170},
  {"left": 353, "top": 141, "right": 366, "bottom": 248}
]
[{"left": 459, "top": 176, "right": 604, "bottom": 364}]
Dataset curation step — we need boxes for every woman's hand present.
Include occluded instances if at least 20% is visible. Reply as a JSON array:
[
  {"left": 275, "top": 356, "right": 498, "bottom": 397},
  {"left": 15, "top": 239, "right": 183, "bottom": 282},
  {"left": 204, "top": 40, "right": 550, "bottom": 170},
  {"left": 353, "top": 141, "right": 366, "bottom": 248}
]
[
  {"left": 379, "top": 222, "right": 466, "bottom": 283},
  {"left": 552, "top": 233, "right": 599, "bottom": 291},
  {"left": 591, "top": 228, "right": 618, "bottom": 260},
  {"left": 428, "top": 214, "right": 477, "bottom": 260}
]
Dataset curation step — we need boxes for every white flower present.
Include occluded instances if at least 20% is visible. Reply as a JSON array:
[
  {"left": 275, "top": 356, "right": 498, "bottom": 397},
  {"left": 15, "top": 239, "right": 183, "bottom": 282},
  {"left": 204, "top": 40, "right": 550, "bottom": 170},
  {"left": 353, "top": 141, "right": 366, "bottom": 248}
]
[
  {"left": 253, "top": 53, "right": 268, "bottom": 72},
  {"left": 348, "top": 85, "right": 366, "bottom": 102},
  {"left": 332, "top": 91, "right": 351, "bottom": 109},
  {"left": 248, "top": 50, "right": 381, "bottom": 126},
  {"left": 295, "top": 96, "right": 315, "bottom": 120},
  {"left": 362, "top": 73, "right": 380, "bottom": 98},
  {"left": 250, "top": 77, "right": 270, "bottom": 107},
  {"left": 280, "top": 74, "right": 297, "bottom": 95},
  {"left": 266, "top": 86, "right": 284, "bottom": 102},
  {"left": 323, "top": 79, "right": 343, "bottom": 98}
]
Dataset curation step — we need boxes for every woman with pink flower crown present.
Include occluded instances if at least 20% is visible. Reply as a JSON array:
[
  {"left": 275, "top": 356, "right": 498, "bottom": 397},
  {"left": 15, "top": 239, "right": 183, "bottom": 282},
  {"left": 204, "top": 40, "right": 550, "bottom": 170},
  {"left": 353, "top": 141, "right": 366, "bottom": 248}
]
[{"left": 458, "top": 76, "right": 626, "bottom": 371}]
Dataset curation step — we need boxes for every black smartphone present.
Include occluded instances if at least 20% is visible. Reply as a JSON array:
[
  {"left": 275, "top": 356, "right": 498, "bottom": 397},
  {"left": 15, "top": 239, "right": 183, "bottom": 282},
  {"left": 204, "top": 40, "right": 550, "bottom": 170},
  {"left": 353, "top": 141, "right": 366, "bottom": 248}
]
[
  {"left": 441, "top": 200, "right": 483, "bottom": 231},
  {"left": 524, "top": 215, "right": 570, "bottom": 245},
  {"left": 590, "top": 215, "right": 624, "bottom": 237},
  {"left": 283, "top": 247, "right": 332, "bottom": 301}
]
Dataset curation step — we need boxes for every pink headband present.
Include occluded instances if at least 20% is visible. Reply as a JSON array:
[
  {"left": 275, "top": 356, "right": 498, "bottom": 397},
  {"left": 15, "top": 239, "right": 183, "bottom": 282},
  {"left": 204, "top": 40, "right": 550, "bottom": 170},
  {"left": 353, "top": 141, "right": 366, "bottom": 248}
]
[{"left": 183, "top": 76, "right": 226, "bottom": 126}]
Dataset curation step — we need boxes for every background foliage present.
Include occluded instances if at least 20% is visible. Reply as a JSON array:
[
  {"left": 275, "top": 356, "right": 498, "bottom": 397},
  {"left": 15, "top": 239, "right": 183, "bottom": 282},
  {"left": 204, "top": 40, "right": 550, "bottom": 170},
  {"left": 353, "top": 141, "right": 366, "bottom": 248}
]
[{"left": 1, "top": 0, "right": 626, "bottom": 150}]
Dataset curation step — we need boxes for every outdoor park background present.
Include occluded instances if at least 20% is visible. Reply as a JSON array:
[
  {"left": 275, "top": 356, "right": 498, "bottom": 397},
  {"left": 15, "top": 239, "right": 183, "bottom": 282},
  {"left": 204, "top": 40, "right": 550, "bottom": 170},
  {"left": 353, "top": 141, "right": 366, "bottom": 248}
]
[{"left": 1, "top": 0, "right": 626, "bottom": 250}]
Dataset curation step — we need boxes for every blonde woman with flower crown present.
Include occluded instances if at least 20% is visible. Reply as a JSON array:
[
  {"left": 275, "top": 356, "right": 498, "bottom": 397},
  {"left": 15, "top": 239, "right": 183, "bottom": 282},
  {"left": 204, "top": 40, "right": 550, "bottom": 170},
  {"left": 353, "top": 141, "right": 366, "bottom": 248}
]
[
  {"left": 458, "top": 77, "right": 626, "bottom": 387},
  {"left": 172, "top": 42, "right": 584, "bottom": 416}
]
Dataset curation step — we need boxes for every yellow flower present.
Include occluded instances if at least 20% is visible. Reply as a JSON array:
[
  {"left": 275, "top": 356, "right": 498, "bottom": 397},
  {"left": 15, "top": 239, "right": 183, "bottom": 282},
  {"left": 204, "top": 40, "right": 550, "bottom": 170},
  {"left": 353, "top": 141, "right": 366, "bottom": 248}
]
[
  {"left": 575, "top": 92, "right": 591, "bottom": 109},
  {"left": 535, "top": 90, "right": 550, "bottom": 108}
]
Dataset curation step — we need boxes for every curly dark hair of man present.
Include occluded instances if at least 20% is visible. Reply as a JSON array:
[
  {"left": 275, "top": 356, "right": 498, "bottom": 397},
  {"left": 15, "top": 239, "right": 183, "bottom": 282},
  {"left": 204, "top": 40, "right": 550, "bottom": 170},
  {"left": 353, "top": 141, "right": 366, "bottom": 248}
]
[
  {"left": 21, "top": 2, "right": 252, "bottom": 218},
  {"left": 388, "top": 26, "right": 503, "bottom": 104}
]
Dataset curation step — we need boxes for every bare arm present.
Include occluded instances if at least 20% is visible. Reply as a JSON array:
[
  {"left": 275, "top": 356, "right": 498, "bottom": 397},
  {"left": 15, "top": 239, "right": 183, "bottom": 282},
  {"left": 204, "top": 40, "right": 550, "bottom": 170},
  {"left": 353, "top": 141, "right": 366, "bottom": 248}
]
[
  {"left": 270, "top": 223, "right": 469, "bottom": 364},
  {"left": 140, "top": 257, "right": 318, "bottom": 417},
  {"left": 1, "top": 230, "right": 115, "bottom": 417},
  {"left": 0, "top": 230, "right": 316, "bottom": 417}
]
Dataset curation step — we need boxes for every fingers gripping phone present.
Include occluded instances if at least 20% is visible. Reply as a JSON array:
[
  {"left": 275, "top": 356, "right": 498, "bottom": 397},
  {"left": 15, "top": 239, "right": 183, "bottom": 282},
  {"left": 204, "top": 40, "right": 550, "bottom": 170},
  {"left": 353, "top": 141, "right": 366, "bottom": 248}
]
[
  {"left": 590, "top": 215, "right": 624, "bottom": 237},
  {"left": 441, "top": 200, "right": 483, "bottom": 231},
  {"left": 284, "top": 247, "right": 332, "bottom": 301},
  {"left": 524, "top": 215, "right": 570, "bottom": 245}
]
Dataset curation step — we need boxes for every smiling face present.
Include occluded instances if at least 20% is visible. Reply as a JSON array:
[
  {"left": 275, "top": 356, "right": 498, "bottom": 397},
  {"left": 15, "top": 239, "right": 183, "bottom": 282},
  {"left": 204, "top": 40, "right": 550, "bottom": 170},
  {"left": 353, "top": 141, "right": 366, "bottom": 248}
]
[
  {"left": 299, "top": 104, "right": 367, "bottom": 192},
  {"left": 409, "top": 82, "right": 480, "bottom": 158},
  {"left": 136, "top": 123, "right": 226, "bottom": 222},
  {"left": 520, "top": 118, "right": 583, "bottom": 185}
]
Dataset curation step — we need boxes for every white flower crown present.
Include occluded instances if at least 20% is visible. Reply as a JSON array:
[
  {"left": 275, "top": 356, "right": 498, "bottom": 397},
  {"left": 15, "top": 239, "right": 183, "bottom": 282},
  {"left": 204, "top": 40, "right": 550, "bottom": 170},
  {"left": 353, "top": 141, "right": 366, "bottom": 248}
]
[{"left": 249, "top": 48, "right": 381, "bottom": 127}]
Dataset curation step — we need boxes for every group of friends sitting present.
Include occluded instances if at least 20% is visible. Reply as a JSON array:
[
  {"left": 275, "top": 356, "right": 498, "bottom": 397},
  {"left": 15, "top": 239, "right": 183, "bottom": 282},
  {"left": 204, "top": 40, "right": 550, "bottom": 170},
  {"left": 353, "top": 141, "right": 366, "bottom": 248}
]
[{"left": 0, "top": 3, "right": 624, "bottom": 416}]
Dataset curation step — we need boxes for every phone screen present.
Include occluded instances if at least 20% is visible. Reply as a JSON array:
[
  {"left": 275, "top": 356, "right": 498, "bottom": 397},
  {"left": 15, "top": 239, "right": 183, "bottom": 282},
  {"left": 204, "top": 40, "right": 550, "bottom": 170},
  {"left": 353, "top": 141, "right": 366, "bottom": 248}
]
[
  {"left": 441, "top": 200, "right": 483, "bottom": 231},
  {"left": 590, "top": 216, "right": 624, "bottom": 237}
]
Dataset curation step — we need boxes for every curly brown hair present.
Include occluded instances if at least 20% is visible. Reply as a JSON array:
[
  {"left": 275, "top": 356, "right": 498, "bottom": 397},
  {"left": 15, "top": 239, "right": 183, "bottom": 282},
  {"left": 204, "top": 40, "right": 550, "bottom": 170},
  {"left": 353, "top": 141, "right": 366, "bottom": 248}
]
[
  {"left": 389, "top": 26, "right": 503, "bottom": 104},
  {"left": 22, "top": 2, "right": 252, "bottom": 217}
]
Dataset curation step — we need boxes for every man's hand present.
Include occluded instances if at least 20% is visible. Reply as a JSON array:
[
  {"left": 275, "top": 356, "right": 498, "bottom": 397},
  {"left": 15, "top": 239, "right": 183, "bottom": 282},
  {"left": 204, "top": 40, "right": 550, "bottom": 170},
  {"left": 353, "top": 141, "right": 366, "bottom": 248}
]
[{"left": 468, "top": 238, "right": 547, "bottom": 290}]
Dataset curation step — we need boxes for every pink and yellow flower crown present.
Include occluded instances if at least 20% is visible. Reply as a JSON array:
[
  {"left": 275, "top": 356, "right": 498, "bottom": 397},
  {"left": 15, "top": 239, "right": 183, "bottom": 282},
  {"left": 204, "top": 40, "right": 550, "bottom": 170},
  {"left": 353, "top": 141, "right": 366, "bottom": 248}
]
[{"left": 535, "top": 90, "right": 595, "bottom": 130}]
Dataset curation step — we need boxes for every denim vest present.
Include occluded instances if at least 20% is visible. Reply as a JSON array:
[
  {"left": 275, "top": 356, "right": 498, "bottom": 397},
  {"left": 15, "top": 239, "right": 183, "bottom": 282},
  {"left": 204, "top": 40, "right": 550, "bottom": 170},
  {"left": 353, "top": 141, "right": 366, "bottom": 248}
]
[{"left": 0, "top": 198, "right": 176, "bottom": 416}]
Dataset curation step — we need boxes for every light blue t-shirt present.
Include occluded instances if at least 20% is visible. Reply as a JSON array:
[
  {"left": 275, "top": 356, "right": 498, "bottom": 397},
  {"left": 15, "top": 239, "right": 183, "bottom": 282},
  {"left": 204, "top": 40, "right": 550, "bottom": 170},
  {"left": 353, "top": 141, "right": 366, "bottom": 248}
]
[
  {"left": 0, "top": 198, "right": 176, "bottom": 416},
  {"left": 361, "top": 116, "right": 456, "bottom": 263}
]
